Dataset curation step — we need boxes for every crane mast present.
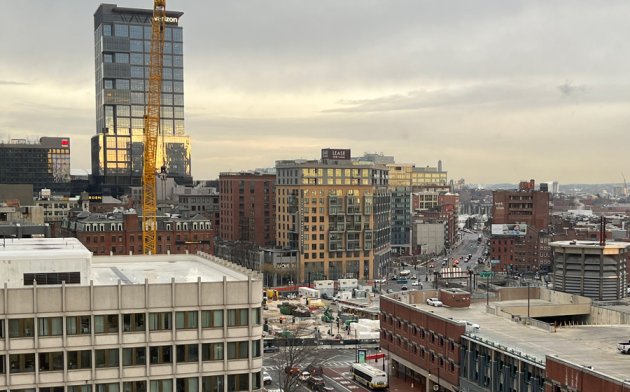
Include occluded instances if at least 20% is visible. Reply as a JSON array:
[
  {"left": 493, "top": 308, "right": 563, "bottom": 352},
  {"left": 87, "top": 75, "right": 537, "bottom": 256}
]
[{"left": 142, "top": 0, "right": 166, "bottom": 255}]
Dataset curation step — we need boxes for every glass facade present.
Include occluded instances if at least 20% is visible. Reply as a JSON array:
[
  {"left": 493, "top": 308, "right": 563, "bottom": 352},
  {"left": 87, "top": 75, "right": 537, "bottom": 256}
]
[
  {"left": 0, "top": 137, "right": 71, "bottom": 195},
  {"left": 92, "top": 4, "right": 191, "bottom": 193}
]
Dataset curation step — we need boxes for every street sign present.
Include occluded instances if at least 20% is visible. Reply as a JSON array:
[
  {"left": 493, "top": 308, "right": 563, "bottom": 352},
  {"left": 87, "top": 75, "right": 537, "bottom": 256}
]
[
  {"left": 479, "top": 271, "right": 494, "bottom": 278},
  {"left": 490, "top": 259, "right": 501, "bottom": 265}
]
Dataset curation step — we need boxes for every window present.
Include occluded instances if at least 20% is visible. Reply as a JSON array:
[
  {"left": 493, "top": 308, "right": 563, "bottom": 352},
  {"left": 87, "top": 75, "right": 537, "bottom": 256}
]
[
  {"left": 114, "top": 24, "right": 128, "bottom": 37},
  {"left": 69, "top": 385, "right": 91, "bottom": 392},
  {"left": 23, "top": 272, "right": 80, "bottom": 285},
  {"left": 201, "top": 343, "right": 223, "bottom": 361},
  {"left": 202, "top": 376, "right": 224, "bottom": 392},
  {"left": 176, "top": 378, "right": 198, "bottom": 392},
  {"left": 9, "top": 318, "right": 34, "bottom": 338},
  {"left": 121, "top": 346, "right": 145, "bottom": 367},
  {"left": 103, "top": 24, "right": 112, "bottom": 37},
  {"left": 252, "top": 340, "right": 261, "bottom": 358},
  {"left": 252, "top": 372, "right": 261, "bottom": 390},
  {"left": 201, "top": 309, "right": 223, "bottom": 328},
  {"left": 67, "top": 350, "right": 91, "bottom": 369},
  {"left": 123, "top": 313, "right": 145, "bottom": 332},
  {"left": 227, "top": 309, "right": 248, "bottom": 327},
  {"left": 38, "top": 317, "right": 63, "bottom": 336},
  {"left": 227, "top": 341, "right": 249, "bottom": 360},
  {"left": 40, "top": 388, "right": 64, "bottom": 392},
  {"left": 252, "top": 308, "right": 261, "bottom": 325},
  {"left": 176, "top": 311, "right": 198, "bottom": 329},
  {"left": 67, "top": 315, "right": 91, "bottom": 335},
  {"left": 115, "top": 53, "right": 129, "bottom": 64},
  {"left": 176, "top": 344, "right": 199, "bottom": 363},
  {"left": 39, "top": 352, "right": 64, "bottom": 371},
  {"left": 149, "top": 312, "right": 172, "bottom": 331},
  {"left": 97, "top": 384, "right": 119, "bottom": 392},
  {"left": 150, "top": 379, "right": 172, "bottom": 392},
  {"left": 9, "top": 353, "right": 35, "bottom": 373},
  {"left": 94, "top": 315, "right": 118, "bottom": 334},
  {"left": 150, "top": 346, "right": 172, "bottom": 364},
  {"left": 95, "top": 349, "right": 119, "bottom": 368},
  {"left": 227, "top": 373, "right": 249, "bottom": 392},
  {"left": 123, "top": 381, "right": 146, "bottom": 392}
]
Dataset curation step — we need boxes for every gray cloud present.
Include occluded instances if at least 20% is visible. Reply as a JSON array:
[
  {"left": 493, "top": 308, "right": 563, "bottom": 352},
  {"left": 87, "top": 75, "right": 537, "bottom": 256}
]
[{"left": 0, "top": 80, "right": 28, "bottom": 86}]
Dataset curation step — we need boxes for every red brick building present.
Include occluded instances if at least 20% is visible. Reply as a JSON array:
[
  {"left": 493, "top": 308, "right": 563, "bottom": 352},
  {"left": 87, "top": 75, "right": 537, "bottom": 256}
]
[
  {"left": 490, "top": 180, "right": 551, "bottom": 272},
  {"left": 380, "top": 295, "right": 465, "bottom": 391},
  {"left": 60, "top": 210, "right": 214, "bottom": 255},
  {"left": 218, "top": 172, "right": 275, "bottom": 247}
]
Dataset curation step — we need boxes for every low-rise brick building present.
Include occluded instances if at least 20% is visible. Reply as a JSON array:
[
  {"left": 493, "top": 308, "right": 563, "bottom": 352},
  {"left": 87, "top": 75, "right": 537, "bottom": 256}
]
[{"left": 60, "top": 209, "right": 214, "bottom": 255}]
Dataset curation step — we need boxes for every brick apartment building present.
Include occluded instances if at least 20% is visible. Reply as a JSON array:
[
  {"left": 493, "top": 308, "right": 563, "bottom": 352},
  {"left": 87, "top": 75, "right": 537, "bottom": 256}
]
[
  {"left": 490, "top": 180, "right": 551, "bottom": 273},
  {"left": 60, "top": 210, "right": 214, "bottom": 255},
  {"left": 218, "top": 172, "right": 276, "bottom": 247}
]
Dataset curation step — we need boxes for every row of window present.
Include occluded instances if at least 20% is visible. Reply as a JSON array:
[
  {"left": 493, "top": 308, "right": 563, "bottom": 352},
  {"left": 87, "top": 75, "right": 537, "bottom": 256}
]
[
  {"left": 102, "top": 24, "right": 183, "bottom": 43},
  {"left": 0, "top": 372, "right": 259, "bottom": 392},
  {"left": 0, "top": 309, "right": 260, "bottom": 338},
  {"left": 3, "top": 340, "right": 260, "bottom": 373}
]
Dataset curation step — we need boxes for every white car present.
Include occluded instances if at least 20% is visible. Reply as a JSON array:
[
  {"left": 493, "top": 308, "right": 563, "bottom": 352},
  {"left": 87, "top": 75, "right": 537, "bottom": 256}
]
[
  {"left": 426, "top": 297, "right": 443, "bottom": 307},
  {"left": 411, "top": 281, "right": 423, "bottom": 288},
  {"left": 263, "top": 371, "right": 273, "bottom": 385}
]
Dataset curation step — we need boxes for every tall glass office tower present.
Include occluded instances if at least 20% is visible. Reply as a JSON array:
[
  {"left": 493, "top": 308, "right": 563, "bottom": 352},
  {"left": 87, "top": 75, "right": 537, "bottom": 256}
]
[{"left": 92, "top": 4, "right": 192, "bottom": 196}]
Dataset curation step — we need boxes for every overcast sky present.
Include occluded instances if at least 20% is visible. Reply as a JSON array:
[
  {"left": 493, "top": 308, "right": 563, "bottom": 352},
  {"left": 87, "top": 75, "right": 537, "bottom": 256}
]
[{"left": 1, "top": 1, "right": 630, "bottom": 184}]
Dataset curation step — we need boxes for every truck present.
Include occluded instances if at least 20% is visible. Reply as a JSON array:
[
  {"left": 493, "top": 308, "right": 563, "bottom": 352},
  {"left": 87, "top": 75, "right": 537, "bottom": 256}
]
[{"left": 298, "top": 287, "right": 320, "bottom": 299}]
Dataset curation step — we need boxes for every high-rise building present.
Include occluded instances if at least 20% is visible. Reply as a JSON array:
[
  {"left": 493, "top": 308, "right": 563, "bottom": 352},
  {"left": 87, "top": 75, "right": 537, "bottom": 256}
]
[
  {"left": 276, "top": 148, "right": 391, "bottom": 282},
  {"left": 219, "top": 172, "right": 276, "bottom": 247},
  {"left": 0, "top": 137, "right": 71, "bottom": 195},
  {"left": 92, "top": 4, "right": 192, "bottom": 196}
]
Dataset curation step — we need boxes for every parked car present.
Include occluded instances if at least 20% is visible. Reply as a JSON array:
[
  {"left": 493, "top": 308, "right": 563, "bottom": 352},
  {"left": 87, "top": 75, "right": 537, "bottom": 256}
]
[
  {"left": 386, "top": 288, "right": 394, "bottom": 294},
  {"left": 264, "top": 345, "right": 280, "bottom": 353},
  {"left": 618, "top": 341, "right": 630, "bottom": 354},
  {"left": 426, "top": 297, "right": 443, "bottom": 307},
  {"left": 411, "top": 281, "right": 423, "bottom": 288},
  {"left": 401, "top": 285, "right": 408, "bottom": 291},
  {"left": 263, "top": 372, "right": 273, "bottom": 385}
]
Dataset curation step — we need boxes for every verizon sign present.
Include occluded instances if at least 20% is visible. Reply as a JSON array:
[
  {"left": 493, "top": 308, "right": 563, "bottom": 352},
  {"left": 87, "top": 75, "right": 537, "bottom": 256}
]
[{"left": 321, "top": 148, "right": 351, "bottom": 160}]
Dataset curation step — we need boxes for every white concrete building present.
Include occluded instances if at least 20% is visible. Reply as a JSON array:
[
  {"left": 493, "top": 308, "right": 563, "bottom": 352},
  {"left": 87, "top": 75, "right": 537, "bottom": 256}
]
[{"left": 0, "top": 238, "right": 264, "bottom": 392}]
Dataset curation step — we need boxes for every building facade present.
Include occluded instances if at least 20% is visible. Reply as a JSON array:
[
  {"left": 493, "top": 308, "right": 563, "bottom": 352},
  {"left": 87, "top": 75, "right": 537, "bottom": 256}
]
[
  {"left": 218, "top": 172, "right": 276, "bottom": 247},
  {"left": 0, "top": 138, "right": 70, "bottom": 195},
  {"left": 490, "top": 180, "right": 551, "bottom": 272},
  {"left": 275, "top": 149, "right": 391, "bottom": 282},
  {"left": 92, "top": 4, "right": 192, "bottom": 196},
  {"left": 0, "top": 238, "right": 264, "bottom": 392},
  {"left": 60, "top": 210, "right": 213, "bottom": 256}
]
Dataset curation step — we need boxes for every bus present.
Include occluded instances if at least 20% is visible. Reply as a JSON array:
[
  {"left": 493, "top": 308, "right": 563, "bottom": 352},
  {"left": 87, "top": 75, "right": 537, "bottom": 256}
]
[{"left": 351, "top": 363, "right": 388, "bottom": 389}]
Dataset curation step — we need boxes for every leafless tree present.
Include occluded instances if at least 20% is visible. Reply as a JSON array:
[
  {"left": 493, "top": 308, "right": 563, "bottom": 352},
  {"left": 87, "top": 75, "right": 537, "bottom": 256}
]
[{"left": 274, "top": 326, "right": 324, "bottom": 392}]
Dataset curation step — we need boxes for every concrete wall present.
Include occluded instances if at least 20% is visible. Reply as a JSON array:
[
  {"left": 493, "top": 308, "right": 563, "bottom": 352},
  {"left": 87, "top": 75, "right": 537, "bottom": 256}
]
[{"left": 587, "top": 306, "right": 630, "bottom": 325}]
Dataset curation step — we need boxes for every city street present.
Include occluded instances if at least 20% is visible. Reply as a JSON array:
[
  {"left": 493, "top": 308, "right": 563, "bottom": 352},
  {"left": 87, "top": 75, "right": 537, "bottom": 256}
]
[
  {"left": 262, "top": 348, "right": 376, "bottom": 391},
  {"left": 378, "top": 230, "right": 486, "bottom": 293}
]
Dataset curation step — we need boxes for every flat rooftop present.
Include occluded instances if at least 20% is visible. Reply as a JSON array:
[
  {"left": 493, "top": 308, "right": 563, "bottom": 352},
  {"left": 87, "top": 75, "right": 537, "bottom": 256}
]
[
  {"left": 0, "top": 237, "right": 92, "bottom": 259},
  {"left": 549, "top": 240, "right": 630, "bottom": 251},
  {"left": 0, "top": 238, "right": 256, "bottom": 285},
  {"left": 408, "top": 299, "right": 630, "bottom": 380},
  {"left": 90, "top": 254, "right": 254, "bottom": 285}
]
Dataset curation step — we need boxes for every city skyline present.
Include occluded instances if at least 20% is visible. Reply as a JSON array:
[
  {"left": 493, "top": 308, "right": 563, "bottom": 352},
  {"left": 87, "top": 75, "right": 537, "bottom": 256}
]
[{"left": 1, "top": 1, "right": 630, "bottom": 184}]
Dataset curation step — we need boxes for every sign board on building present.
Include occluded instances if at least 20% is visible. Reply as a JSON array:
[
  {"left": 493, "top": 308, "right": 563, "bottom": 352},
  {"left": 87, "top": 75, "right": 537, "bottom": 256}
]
[
  {"left": 490, "top": 259, "right": 501, "bottom": 265},
  {"left": 491, "top": 223, "right": 527, "bottom": 236},
  {"left": 321, "top": 148, "right": 351, "bottom": 160}
]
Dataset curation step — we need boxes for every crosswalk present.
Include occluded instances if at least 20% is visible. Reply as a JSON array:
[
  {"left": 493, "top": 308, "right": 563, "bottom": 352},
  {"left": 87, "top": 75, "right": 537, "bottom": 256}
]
[
  {"left": 262, "top": 361, "right": 354, "bottom": 371},
  {"left": 329, "top": 376, "right": 360, "bottom": 390}
]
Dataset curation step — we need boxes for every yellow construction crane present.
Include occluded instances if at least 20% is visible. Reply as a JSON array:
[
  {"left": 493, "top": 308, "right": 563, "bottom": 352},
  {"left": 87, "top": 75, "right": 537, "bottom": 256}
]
[{"left": 142, "top": 0, "right": 167, "bottom": 255}]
